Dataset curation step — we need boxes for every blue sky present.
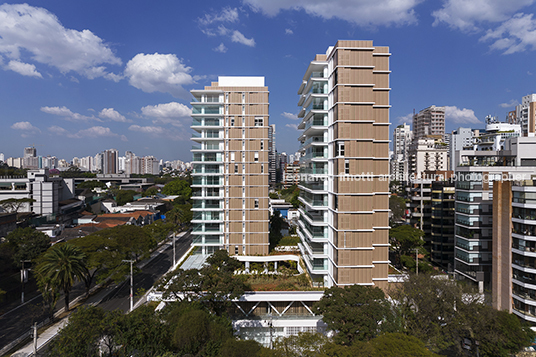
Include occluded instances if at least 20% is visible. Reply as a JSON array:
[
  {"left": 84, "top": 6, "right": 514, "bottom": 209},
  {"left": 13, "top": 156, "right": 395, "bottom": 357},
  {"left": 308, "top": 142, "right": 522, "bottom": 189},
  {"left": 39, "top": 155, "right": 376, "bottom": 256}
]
[{"left": 1, "top": 0, "right": 536, "bottom": 162}]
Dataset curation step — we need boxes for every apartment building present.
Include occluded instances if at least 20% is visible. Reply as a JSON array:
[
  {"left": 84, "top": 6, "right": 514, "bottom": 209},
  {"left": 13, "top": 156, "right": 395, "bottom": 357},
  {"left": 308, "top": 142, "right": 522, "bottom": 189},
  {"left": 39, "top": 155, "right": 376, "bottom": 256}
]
[
  {"left": 190, "top": 76, "right": 270, "bottom": 256},
  {"left": 391, "top": 123, "right": 412, "bottom": 182},
  {"left": 296, "top": 40, "right": 390, "bottom": 288},
  {"left": 455, "top": 137, "right": 536, "bottom": 291},
  {"left": 408, "top": 137, "right": 449, "bottom": 179},
  {"left": 449, "top": 127, "right": 473, "bottom": 171},
  {"left": 493, "top": 179, "right": 536, "bottom": 323},
  {"left": 412, "top": 105, "right": 445, "bottom": 141}
]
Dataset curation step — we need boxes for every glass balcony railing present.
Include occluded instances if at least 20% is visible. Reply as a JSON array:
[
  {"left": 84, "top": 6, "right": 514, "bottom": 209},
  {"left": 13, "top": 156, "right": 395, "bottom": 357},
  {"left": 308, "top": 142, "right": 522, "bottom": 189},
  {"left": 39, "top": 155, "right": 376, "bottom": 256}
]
[
  {"left": 303, "top": 114, "right": 328, "bottom": 131},
  {"left": 301, "top": 136, "right": 326, "bottom": 148},
  {"left": 192, "top": 106, "right": 221, "bottom": 115},
  {"left": 192, "top": 200, "right": 223, "bottom": 209}
]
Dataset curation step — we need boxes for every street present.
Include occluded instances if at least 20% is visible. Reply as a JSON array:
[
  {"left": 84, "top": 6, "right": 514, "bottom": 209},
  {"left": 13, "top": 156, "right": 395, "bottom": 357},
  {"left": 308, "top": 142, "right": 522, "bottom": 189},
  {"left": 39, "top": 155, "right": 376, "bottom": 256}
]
[{"left": 0, "top": 231, "right": 192, "bottom": 352}]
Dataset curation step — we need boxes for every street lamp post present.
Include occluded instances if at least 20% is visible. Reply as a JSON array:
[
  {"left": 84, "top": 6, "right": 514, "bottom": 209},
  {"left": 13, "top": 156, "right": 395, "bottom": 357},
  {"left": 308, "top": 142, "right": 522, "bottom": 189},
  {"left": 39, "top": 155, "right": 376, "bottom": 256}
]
[
  {"left": 122, "top": 260, "right": 134, "bottom": 312},
  {"left": 20, "top": 260, "right": 31, "bottom": 304},
  {"left": 173, "top": 232, "right": 176, "bottom": 267}
]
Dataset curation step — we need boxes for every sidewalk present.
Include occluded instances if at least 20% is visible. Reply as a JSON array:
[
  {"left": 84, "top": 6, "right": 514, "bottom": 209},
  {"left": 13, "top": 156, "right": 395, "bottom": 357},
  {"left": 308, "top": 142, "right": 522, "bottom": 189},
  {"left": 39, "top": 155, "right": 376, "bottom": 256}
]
[
  {"left": 10, "top": 318, "right": 69, "bottom": 357},
  {"left": 8, "top": 231, "right": 190, "bottom": 356}
]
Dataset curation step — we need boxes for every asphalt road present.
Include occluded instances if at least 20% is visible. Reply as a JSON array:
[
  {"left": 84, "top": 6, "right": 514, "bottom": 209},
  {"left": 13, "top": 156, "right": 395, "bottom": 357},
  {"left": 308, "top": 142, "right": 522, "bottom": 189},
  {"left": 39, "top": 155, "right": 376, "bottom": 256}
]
[
  {"left": 97, "top": 232, "right": 192, "bottom": 312},
  {"left": 0, "top": 232, "right": 193, "bottom": 351}
]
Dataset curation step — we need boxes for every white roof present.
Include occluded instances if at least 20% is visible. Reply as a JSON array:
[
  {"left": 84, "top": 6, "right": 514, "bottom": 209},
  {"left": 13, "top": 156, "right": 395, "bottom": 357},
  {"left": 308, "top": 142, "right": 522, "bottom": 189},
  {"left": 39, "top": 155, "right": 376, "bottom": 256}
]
[{"left": 218, "top": 76, "right": 265, "bottom": 87}]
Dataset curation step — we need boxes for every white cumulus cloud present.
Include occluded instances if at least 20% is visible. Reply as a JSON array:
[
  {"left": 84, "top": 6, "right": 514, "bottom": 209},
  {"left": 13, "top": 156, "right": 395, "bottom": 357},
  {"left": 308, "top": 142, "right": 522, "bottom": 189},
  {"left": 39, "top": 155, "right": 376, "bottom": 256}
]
[
  {"left": 500, "top": 99, "right": 520, "bottom": 108},
  {"left": 99, "top": 108, "right": 130, "bottom": 122},
  {"left": 396, "top": 113, "right": 414, "bottom": 124},
  {"left": 198, "top": 7, "right": 239, "bottom": 26},
  {"left": 129, "top": 125, "right": 167, "bottom": 135},
  {"left": 124, "top": 53, "right": 194, "bottom": 99},
  {"left": 285, "top": 28, "right": 294, "bottom": 35},
  {"left": 70, "top": 126, "right": 119, "bottom": 139},
  {"left": 41, "top": 106, "right": 99, "bottom": 122},
  {"left": 445, "top": 106, "right": 481, "bottom": 124},
  {"left": 198, "top": 7, "right": 256, "bottom": 48},
  {"left": 141, "top": 102, "right": 192, "bottom": 127},
  {"left": 48, "top": 125, "right": 69, "bottom": 135},
  {"left": 0, "top": 3, "right": 121, "bottom": 79},
  {"left": 231, "top": 30, "right": 256, "bottom": 47},
  {"left": 432, "top": 0, "right": 534, "bottom": 32},
  {"left": 243, "top": 0, "right": 423, "bottom": 27},
  {"left": 480, "top": 13, "right": 536, "bottom": 54},
  {"left": 285, "top": 123, "right": 298, "bottom": 130},
  {"left": 11, "top": 121, "right": 41, "bottom": 136},
  {"left": 282, "top": 112, "right": 299, "bottom": 120},
  {"left": 213, "top": 43, "right": 228, "bottom": 53},
  {"left": 6, "top": 60, "right": 42, "bottom": 78}
]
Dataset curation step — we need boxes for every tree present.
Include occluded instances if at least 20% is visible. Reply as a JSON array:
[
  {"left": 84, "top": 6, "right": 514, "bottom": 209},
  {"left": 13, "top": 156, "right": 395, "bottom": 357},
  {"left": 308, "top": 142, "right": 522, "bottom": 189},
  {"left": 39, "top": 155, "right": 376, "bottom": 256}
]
[
  {"left": 164, "top": 301, "right": 233, "bottom": 356},
  {"left": 34, "top": 267, "right": 60, "bottom": 317},
  {"left": 71, "top": 225, "right": 156, "bottom": 295},
  {"left": 314, "top": 285, "right": 395, "bottom": 345},
  {"left": 160, "top": 250, "right": 249, "bottom": 315},
  {"left": 5, "top": 227, "right": 50, "bottom": 266},
  {"left": 143, "top": 186, "right": 160, "bottom": 197},
  {"left": 77, "top": 180, "right": 107, "bottom": 190},
  {"left": 389, "top": 195, "right": 406, "bottom": 225},
  {"left": 48, "top": 305, "right": 122, "bottom": 357},
  {"left": 114, "top": 189, "right": 138, "bottom": 206},
  {"left": 114, "top": 305, "right": 171, "bottom": 356},
  {"left": 269, "top": 211, "right": 284, "bottom": 250},
  {"left": 389, "top": 225, "right": 424, "bottom": 267},
  {"left": 162, "top": 178, "right": 192, "bottom": 200},
  {"left": 0, "top": 197, "right": 35, "bottom": 213},
  {"left": 36, "top": 243, "right": 87, "bottom": 311},
  {"left": 143, "top": 220, "right": 172, "bottom": 243},
  {"left": 272, "top": 332, "right": 330, "bottom": 357},
  {"left": 390, "top": 273, "right": 481, "bottom": 354},
  {"left": 220, "top": 338, "right": 264, "bottom": 357}
]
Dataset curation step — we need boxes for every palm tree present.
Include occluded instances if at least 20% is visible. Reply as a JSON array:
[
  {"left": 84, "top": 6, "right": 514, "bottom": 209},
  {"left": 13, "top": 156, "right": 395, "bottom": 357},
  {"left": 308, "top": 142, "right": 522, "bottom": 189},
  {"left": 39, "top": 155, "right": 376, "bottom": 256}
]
[{"left": 36, "top": 243, "right": 87, "bottom": 311}]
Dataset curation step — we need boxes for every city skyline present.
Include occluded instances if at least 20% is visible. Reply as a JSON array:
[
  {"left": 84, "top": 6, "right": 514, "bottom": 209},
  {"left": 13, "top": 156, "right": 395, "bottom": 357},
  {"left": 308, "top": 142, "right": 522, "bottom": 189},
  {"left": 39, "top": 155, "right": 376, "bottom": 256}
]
[{"left": 1, "top": 1, "right": 536, "bottom": 161}]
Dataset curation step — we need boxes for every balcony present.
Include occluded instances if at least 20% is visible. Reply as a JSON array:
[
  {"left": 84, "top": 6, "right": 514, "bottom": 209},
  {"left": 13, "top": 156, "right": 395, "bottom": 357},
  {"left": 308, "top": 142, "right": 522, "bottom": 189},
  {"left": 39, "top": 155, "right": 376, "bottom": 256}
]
[{"left": 191, "top": 105, "right": 221, "bottom": 115}]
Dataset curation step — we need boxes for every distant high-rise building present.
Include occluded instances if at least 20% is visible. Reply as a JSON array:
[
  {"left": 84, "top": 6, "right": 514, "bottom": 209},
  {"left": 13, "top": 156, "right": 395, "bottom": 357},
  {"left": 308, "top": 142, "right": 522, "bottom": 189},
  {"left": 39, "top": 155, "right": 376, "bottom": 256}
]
[
  {"left": 102, "top": 149, "right": 119, "bottom": 174},
  {"left": 449, "top": 127, "right": 473, "bottom": 170},
  {"left": 0, "top": 153, "right": 4, "bottom": 162},
  {"left": 22, "top": 146, "right": 39, "bottom": 169},
  {"left": 515, "top": 94, "right": 536, "bottom": 137},
  {"left": 391, "top": 123, "right": 412, "bottom": 182},
  {"left": 296, "top": 40, "right": 390, "bottom": 288},
  {"left": 24, "top": 146, "right": 36, "bottom": 158},
  {"left": 190, "top": 76, "right": 270, "bottom": 256},
  {"left": 413, "top": 105, "right": 445, "bottom": 141}
]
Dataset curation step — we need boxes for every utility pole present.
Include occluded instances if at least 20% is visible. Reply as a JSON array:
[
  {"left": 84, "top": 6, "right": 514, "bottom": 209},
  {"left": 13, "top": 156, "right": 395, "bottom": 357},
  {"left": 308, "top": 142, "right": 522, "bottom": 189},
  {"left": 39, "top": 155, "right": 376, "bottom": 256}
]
[
  {"left": 416, "top": 248, "right": 419, "bottom": 275},
  {"left": 122, "top": 260, "right": 134, "bottom": 312},
  {"left": 33, "top": 322, "right": 37, "bottom": 355},
  {"left": 20, "top": 260, "right": 31, "bottom": 304},
  {"left": 173, "top": 232, "right": 176, "bottom": 267}
]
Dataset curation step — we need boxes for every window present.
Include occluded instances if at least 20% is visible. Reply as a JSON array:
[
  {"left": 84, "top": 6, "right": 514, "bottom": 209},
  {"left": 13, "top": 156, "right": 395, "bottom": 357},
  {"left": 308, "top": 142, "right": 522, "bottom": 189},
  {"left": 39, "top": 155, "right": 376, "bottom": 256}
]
[
  {"left": 254, "top": 199, "right": 259, "bottom": 209},
  {"left": 338, "top": 142, "right": 345, "bottom": 157},
  {"left": 231, "top": 152, "right": 235, "bottom": 162},
  {"left": 254, "top": 152, "right": 259, "bottom": 162},
  {"left": 260, "top": 141, "right": 264, "bottom": 150},
  {"left": 235, "top": 164, "right": 238, "bottom": 173},
  {"left": 231, "top": 118, "right": 235, "bottom": 126},
  {"left": 235, "top": 246, "right": 239, "bottom": 255},
  {"left": 345, "top": 159, "right": 350, "bottom": 174},
  {"left": 255, "top": 117, "right": 263, "bottom": 126},
  {"left": 261, "top": 164, "right": 264, "bottom": 173}
]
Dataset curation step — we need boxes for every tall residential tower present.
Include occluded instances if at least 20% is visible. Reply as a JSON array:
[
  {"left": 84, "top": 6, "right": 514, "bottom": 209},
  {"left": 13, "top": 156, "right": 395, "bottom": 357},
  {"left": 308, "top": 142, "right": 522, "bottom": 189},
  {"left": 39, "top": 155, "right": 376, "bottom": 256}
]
[
  {"left": 297, "top": 40, "right": 390, "bottom": 288},
  {"left": 191, "top": 76, "right": 270, "bottom": 256}
]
